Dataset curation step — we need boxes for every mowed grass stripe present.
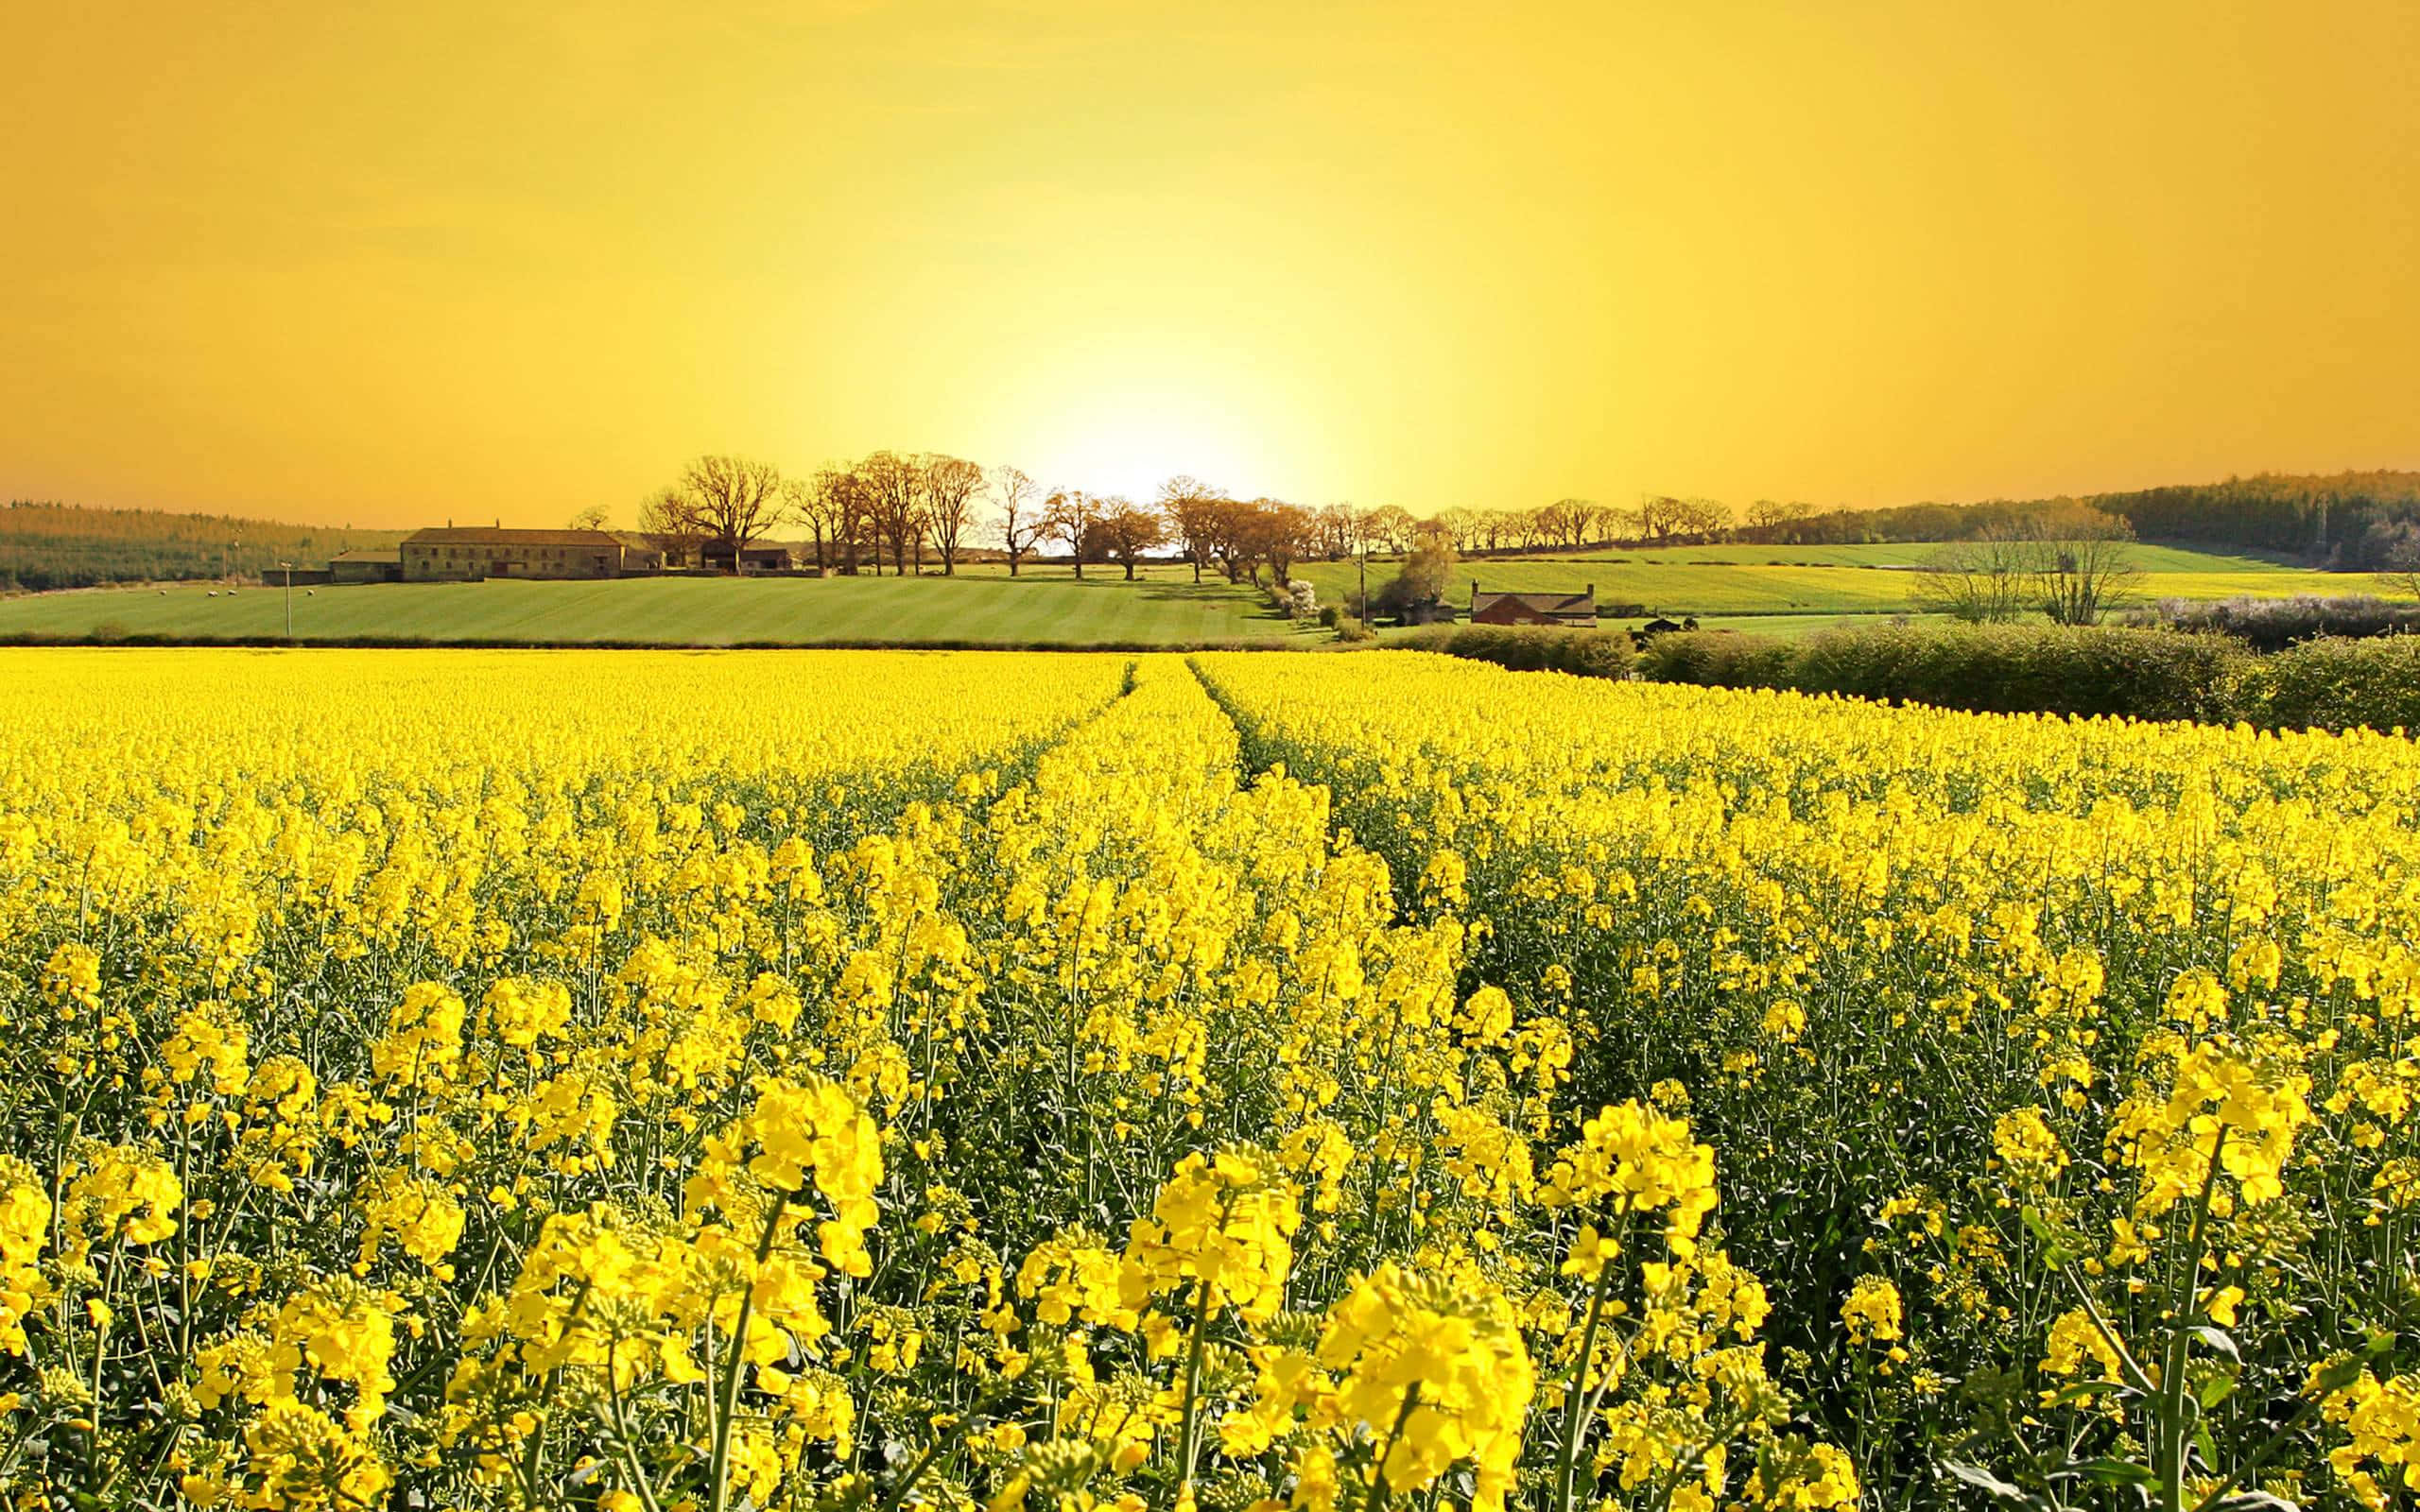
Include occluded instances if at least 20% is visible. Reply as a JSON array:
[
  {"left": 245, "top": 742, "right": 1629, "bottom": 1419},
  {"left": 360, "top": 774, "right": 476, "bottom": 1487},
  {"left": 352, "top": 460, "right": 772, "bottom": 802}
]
[{"left": 0, "top": 572, "right": 1318, "bottom": 647}]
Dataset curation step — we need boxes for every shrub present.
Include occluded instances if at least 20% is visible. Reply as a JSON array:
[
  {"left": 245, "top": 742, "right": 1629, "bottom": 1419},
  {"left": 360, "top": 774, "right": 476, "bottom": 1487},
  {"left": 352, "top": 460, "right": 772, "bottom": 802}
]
[
  {"left": 1393, "top": 624, "right": 1634, "bottom": 679},
  {"left": 1333, "top": 617, "right": 1375, "bottom": 644},
  {"left": 2243, "top": 635, "right": 2420, "bottom": 731},
  {"left": 1641, "top": 623, "right": 2254, "bottom": 724},
  {"left": 2133, "top": 593, "right": 2420, "bottom": 651},
  {"left": 1634, "top": 629, "right": 1797, "bottom": 689}
]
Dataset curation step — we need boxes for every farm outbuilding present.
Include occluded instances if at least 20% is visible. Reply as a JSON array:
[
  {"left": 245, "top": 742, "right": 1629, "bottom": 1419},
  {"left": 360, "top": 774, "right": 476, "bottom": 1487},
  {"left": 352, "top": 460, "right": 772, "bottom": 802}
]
[
  {"left": 1470, "top": 583, "right": 1598, "bottom": 627},
  {"left": 700, "top": 541, "right": 798, "bottom": 574},
  {"left": 328, "top": 549, "right": 403, "bottom": 584},
  {"left": 403, "top": 527, "right": 623, "bottom": 581}
]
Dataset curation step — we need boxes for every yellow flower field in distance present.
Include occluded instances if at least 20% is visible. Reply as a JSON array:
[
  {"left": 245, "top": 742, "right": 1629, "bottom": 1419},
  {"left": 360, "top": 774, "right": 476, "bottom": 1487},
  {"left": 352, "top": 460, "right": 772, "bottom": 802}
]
[{"left": 1, "top": 647, "right": 2413, "bottom": 1511}]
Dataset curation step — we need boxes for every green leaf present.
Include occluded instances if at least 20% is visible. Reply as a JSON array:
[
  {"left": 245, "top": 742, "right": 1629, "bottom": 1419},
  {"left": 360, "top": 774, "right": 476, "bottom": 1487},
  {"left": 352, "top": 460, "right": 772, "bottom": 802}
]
[
  {"left": 2069, "top": 1458, "right": 2157, "bottom": 1488},
  {"left": 1944, "top": 1461, "right": 2031, "bottom": 1503},
  {"left": 2190, "top": 1325, "right": 2240, "bottom": 1363}
]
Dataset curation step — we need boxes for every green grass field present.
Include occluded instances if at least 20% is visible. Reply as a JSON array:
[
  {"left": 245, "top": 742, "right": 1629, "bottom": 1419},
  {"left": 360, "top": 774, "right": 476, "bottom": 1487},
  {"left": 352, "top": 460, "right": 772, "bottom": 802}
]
[
  {"left": 2, "top": 541, "right": 2403, "bottom": 646},
  {"left": 0, "top": 565, "right": 1317, "bottom": 647},
  {"left": 1298, "top": 541, "right": 2408, "bottom": 623}
]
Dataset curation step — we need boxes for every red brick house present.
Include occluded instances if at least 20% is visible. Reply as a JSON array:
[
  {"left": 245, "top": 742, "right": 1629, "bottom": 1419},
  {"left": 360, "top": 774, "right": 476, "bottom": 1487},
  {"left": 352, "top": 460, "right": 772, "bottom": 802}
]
[{"left": 1470, "top": 583, "right": 1597, "bottom": 627}]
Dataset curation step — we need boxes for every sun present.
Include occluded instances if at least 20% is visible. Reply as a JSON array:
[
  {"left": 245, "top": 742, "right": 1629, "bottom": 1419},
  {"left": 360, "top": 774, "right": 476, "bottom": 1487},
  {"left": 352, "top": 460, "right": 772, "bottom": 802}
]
[{"left": 1028, "top": 396, "right": 1262, "bottom": 505}]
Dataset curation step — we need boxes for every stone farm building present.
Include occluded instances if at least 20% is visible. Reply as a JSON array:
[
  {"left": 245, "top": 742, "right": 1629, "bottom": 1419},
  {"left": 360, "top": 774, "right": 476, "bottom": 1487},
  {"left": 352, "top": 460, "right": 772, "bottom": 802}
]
[
  {"left": 1470, "top": 583, "right": 1598, "bottom": 627},
  {"left": 329, "top": 548, "right": 402, "bottom": 584},
  {"left": 702, "top": 541, "right": 795, "bottom": 574},
  {"left": 403, "top": 527, "right": 624, "bottom": 580}
]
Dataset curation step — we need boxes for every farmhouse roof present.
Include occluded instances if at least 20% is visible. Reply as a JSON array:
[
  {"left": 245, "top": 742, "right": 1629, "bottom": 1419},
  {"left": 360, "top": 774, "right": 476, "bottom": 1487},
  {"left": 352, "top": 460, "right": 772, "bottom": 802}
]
[
  {"left": 329, "top": 548, "right": 401, "bottom": 563},
  {"left": 1473, "top": 589, "right": 1596, "bottom": 615},
  {"left": 404, "top": 527, "right": 623, "bottom": 547}
]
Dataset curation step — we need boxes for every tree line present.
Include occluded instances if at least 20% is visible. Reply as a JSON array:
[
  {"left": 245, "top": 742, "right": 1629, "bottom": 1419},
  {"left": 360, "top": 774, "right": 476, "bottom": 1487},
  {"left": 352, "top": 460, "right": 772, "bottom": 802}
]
[
  {"left": 0, "top": 501, "right": 405, "bottom": 593},
  {"left": 1734, "top": 471, "right": 2420, "bottom": 570},
  {"left": 627, "top": 455, "right": 1822, "bottom": 581}
]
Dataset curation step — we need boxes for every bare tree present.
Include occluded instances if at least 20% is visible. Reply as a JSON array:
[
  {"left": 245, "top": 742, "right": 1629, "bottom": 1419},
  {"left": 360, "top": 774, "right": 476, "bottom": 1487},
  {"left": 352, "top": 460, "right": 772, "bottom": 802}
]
[
  {"left": 1096, "top": 500, "right": 1167, "bottom": 579},
  {"left": 2026, "top": 511, "right": 2141, "bottom": 625},
  {"left": 857, "top": 451, "right": 924, "bottom": 576},
  {"left": 790, "top": 469, "right": 857, "bottom": 574},
  {"left": 1253, "top": 501, "right": 1312, "bottom": 585},
  {"left": 1204, "top": 498, "right": 1261, "bottom": 582},
  {"left": 1660, "top": 497, "right": 1731, "bottom": 540},
  {"left": 658, "top": 455, "right": 786, "bottom": 570},
  {"left": 1358, "top": 505, "right": 1417, "bottom": 555},
  {"left": 1537, "top": 498, "right": 1599, "bottom": 548},
  {"left": 1431, "top": 507, "right": 1480, "bottom": 553},
  {"left": 1914, "top": 526, "right": 2034, "bottom": 622},
  {"left": 638, "top": 488, "right": 705, "bottom": 567},
  {"left": 1157, "top": 476, "right": 1226, "bottom": 583},
  {"left": 987, "top": 465, "right": 1043, "bottom": 576},
  {"left": 821, "top": 467, "right": 877, "bottom": 575},
  {"left": 1629, "top": 494, "right": 1689, "bottom": 541},
  {"left": 1309, "top": 502, "right": 1357, "bottom": 560},
  {"left": 568, "top": 504, "right": 611, "bottom": 531},
  {"left": 2384, "top": 536, "right": 2420, "bottom": 603},
  {"left": 1045, "top": 490, "right": 1103, "bottom": 579},
  {"left": 1746, "top": 499, "right": 1813, "bottom": 530},
  {"left": 918, "top": 455, "right": 985, "bottom": 576}
]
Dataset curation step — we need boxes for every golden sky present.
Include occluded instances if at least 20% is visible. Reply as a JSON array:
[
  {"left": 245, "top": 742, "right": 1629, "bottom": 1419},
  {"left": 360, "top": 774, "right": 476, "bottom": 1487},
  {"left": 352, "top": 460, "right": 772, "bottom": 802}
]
[{"left": 5, "top": 1, "right": 2415, "bottom": 528}]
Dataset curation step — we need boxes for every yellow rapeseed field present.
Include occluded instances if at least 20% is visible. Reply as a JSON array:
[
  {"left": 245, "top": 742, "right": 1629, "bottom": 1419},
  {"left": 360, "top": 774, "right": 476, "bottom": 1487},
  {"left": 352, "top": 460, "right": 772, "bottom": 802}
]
[{"left": 1, "top": 648, "right": 2412, "bottom": 1512}]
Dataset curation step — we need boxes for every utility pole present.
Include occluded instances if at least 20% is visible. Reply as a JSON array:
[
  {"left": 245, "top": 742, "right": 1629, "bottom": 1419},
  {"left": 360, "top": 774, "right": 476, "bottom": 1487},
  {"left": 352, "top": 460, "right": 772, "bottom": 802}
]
[{"left": 280, "top": 561, "right": 293, "bottom": 639}]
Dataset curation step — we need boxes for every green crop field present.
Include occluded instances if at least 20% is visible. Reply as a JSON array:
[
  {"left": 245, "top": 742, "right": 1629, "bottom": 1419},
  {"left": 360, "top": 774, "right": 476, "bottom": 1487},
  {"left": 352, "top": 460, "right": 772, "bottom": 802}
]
[
  {"left": 1299, "top": 540, "right": 2408, "bottom": 625},
  {"left": 0, "top": 565, "right": 1317, "bottom": 647},
  {"left": 3, "top": 541, "right": 2403, "bottom": 646}
]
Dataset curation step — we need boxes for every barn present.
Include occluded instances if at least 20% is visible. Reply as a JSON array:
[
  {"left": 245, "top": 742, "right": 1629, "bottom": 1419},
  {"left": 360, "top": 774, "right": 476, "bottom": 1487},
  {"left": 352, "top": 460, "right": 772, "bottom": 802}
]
[
  {"left": 402, "top": 527, "right": 624, "bottom": 581},
  {"left": 700, "top": 541, "right": 798, "bottom": 574},
  {"left": 328, "top": 548, "right": 402, "bottom": 584},
  {"left": 1469, "top": 583, "right": 1598, "bottom": 627}
]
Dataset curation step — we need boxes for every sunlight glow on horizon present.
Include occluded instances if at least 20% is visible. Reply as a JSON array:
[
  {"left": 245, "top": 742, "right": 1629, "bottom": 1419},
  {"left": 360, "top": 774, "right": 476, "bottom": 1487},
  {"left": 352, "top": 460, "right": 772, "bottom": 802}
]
[{"left": 4, "top": 1, "right": 2416, "bottom": 529}]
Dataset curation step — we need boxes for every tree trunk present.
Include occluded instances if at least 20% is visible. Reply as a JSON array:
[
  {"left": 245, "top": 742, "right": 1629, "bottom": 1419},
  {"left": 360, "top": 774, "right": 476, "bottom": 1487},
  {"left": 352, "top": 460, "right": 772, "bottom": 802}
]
[{"left": 1124, "top": 558, "right": 1135, "bottom": 580}]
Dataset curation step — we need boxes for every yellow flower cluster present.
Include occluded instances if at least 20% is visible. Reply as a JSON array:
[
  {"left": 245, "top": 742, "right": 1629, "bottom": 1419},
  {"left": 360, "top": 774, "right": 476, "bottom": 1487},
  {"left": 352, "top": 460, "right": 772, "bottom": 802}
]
[
  {"left": 0, "top": 645, "right": 2412, "bottom": 1511},
  {"left": 1118, "top": 1148, "right": 1300, "bottom": 1323},
  {"left": 1195, "top": 649, "right": 2420, "bottom": 1505},
  {"left": 1314, "top": 1261, "right": 1536, "bottom": 1512}
]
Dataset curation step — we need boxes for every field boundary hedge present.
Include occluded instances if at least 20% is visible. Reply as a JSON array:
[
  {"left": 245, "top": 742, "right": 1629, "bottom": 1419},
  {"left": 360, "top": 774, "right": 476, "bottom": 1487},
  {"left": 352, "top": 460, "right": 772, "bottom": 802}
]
[
  {"left": 1394, "top": 621, "right": 2420, "bottom": 733},
  {"left": 0, "top": 629, "right": 1298, "bottom": 653}
]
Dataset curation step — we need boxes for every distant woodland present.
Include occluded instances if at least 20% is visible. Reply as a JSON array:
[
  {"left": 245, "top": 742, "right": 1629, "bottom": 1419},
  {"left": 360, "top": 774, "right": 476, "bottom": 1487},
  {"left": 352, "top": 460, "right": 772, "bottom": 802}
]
[
  {"left": 1737, "top": 471, "right": 2420, "bottom": 569},
  {"left": 0, "top": 502, "right": 406, "bottom": 591}
]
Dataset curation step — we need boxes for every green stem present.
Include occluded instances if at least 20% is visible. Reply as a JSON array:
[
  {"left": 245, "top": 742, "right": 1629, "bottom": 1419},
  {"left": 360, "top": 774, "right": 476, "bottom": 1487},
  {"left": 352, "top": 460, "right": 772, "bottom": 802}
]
[
  {"left": 709, "top": 1193, "right": 791, "bottom": 1512},
  {"left": 1369, "top": 1383, "right": 1424, "bottom": 1512},
  {"left": 1555, "top": 1248, "right": 1618, "bottom": 1512},
  {"left": 876, "top": 1438, "right": 947, "bottom": 1512},
  {"left": 2163, "top": 1124, "right": 2230, "bottom": 1512},
  {"left": 1174, "top": 1274, "right": 1219, "bottom": 1495}
]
